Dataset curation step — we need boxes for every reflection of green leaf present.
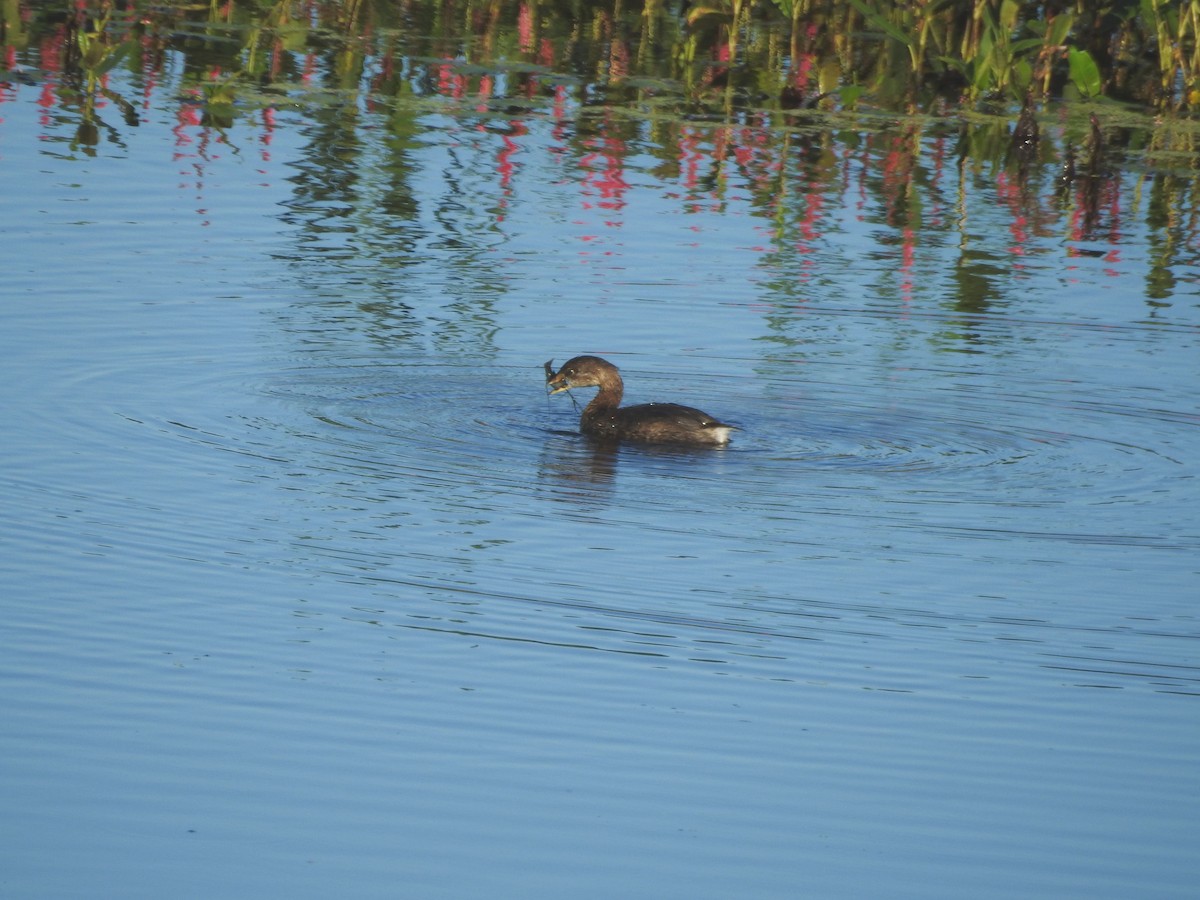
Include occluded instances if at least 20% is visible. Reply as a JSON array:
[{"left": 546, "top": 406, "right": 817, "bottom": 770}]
[
  {"left": 1068, "top": 48, "right": 1102, "bottom": 98},
  {"left": 202, "top": 79, "right": 239, "bottom": 105},
  {"left": 838, "top": 84, "right": 863, "bottom": 108},
  {"left": 686, "top": 6, "right": 733, "bottom": 27},
  {"left": 93, "top": 41, "right": 134, "bottom": 77},
  {"left": 847, "top": 0, "right": 912, "bottom": 47}
]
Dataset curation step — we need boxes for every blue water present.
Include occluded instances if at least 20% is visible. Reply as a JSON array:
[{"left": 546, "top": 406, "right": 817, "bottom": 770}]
[{"left": 2, "top": 40, "right": 1199, "bottom": 899}]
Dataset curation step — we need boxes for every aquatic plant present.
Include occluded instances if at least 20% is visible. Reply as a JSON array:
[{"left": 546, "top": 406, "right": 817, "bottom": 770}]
[
  {"left": 5, "top": 0, "right": 1195, "bottom": 306},
  {"left": 51, "top": 1, "right": 141, "bottom": 151},
  {"left": 13, "top": 0, "right": 1200, "bottom": 114},
  {"left": 66, "top": 3, "right": 134, "bottom": 97}
]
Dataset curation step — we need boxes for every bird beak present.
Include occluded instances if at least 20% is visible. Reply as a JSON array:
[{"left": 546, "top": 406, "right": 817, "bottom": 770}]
[{"left": 545, "top": 359, "right": 570, "bottom": 394}]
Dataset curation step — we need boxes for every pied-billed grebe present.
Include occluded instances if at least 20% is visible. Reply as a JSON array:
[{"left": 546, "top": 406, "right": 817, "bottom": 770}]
[{"left": 545, "top": 355, "right": 734, "bottom": 445}]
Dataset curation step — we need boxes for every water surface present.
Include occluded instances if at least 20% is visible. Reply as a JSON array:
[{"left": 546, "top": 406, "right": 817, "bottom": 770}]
[{"left": 2, "top": 14, "right": 1199, "bottom": 899}]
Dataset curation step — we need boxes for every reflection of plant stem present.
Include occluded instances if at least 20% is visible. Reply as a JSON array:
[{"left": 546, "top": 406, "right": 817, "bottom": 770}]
[
  {"left": 60, "top": 0, "right": 141, "bottom": 150},
  {"left": 100, "top": 85, "right": 140, "bottom": 127},
  {"left": 727, "top": 0, "right": 746, "bottom": 63},
  {"left": 71, "top": 3, "right": 134, "bottom": 96},
  {"left": 1148, "top": 0, "right": 1200, "bottom": 107}
]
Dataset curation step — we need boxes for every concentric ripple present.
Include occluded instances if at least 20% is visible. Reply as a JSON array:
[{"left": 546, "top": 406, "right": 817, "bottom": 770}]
[{"left": 5, "top": 304, "right": 1197, "bottom": 695}]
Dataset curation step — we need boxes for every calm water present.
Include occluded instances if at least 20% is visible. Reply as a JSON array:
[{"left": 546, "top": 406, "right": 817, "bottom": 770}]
[{"left": 2, "top": 21, "right": 1199, "bottom": 900}]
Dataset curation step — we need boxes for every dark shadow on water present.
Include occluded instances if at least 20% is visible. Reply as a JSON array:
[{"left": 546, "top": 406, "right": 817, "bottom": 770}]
[{"left": 535, "top": 426, "right": 740, "bottom": 502}]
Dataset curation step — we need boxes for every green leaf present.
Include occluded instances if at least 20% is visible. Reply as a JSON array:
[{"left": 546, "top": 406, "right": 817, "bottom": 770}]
[
  {"left": 1067, "top": 47, "right": 1102, "bottom": 98},
  {"left": 837, "top": 84, "right": 863, "bottom": 108},
  {"left": 93, "top": 41, "right": 134, "bottom": 77},
  {"left": 1000, "top": 0, "right": 1021, "bottom": 30},
  {"left": 1011, "top": 37, "right": 1048, "bottom": 55},
  {"left": 1011, "top": 58, "right": 1032, "bottom": 96},
  {"left": 1048, "top": 12, "right": 1075, "bottom": 47},
  {"left": 937, "top": 54, "right": 967, "bottom": 75},
  {"left": 847, "top": 0, "right": 913, "bottom": 47}
]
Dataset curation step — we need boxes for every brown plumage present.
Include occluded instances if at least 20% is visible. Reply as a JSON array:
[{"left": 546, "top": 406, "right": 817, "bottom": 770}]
[{"left": 546, "top": 355, "right": 733, "bottom": 446}]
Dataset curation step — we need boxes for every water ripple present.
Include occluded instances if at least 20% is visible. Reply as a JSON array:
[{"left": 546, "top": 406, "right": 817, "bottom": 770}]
[{"left": 10, "top": 334, "right": 1197, "bottom": 693}]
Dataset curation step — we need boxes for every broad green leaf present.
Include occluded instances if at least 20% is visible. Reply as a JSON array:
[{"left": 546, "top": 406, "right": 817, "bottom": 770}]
[
  {"left": 1068, "top": 47, "right": 1102, "bottom": 98},
  {"left": 1000, "top": 0, "right": 1021, "bottom": 30},
  {"left": 1011, "top": 58, "right": 1032, "bottom": 95},
  {"left": 1048, "top": 12, "right": 1074, "bottom": 46}
]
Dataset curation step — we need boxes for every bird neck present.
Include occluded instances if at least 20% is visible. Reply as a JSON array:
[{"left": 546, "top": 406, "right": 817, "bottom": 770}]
[{"left": 584, "top": 371, "right": 624, "bottom": 414}]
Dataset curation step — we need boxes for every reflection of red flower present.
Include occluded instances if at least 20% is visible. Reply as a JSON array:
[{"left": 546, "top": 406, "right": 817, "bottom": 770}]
[
  {"left": 551, "top": 84, "right": 568, "bottom": 149},
  {"left": 39, "top": 24, "right": 66, "bottom": 74},
  {"left": 497, "top": 121, "right": 526, "bottom": 191},
  {"left": 477, "top": 74, "right": 493, "bottom": 113},
  {"left": 174, "top": 99, "right": 202, "bottom": 152},
  {"left": 799, "top": 185, "right": 823, "bottom": 243},
  {"left": 581, "top": 135, "right": 629, "bottom": 214},
  {"left": 679, "top": 129, "right": 701, "bottom": 193},
  {"left": 259, "top": 108, "right": 276, "bottom": 162},
  {"left": 436, "top": 61, "right": 466, "bottom": 100},
  {"left": 609, "top": 40, "right": 628, "bottom": 82},
  {"left": 794, "top": 54, "right": 814, "bottom": 92},
  {"left": 518, "top": 3, "right": 533, "bottom": 53},
  {"left": 900, "top": 227, "right": 915, "bottom": 303}
]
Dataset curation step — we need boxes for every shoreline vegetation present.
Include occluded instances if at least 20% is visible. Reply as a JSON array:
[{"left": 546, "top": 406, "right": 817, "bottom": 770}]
[
  {"left": 3, "top": 0, "right": 1197, "bottom": 282},
  {"left": 2, "top": 0, "right": 1197, "bottom": 117}
]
